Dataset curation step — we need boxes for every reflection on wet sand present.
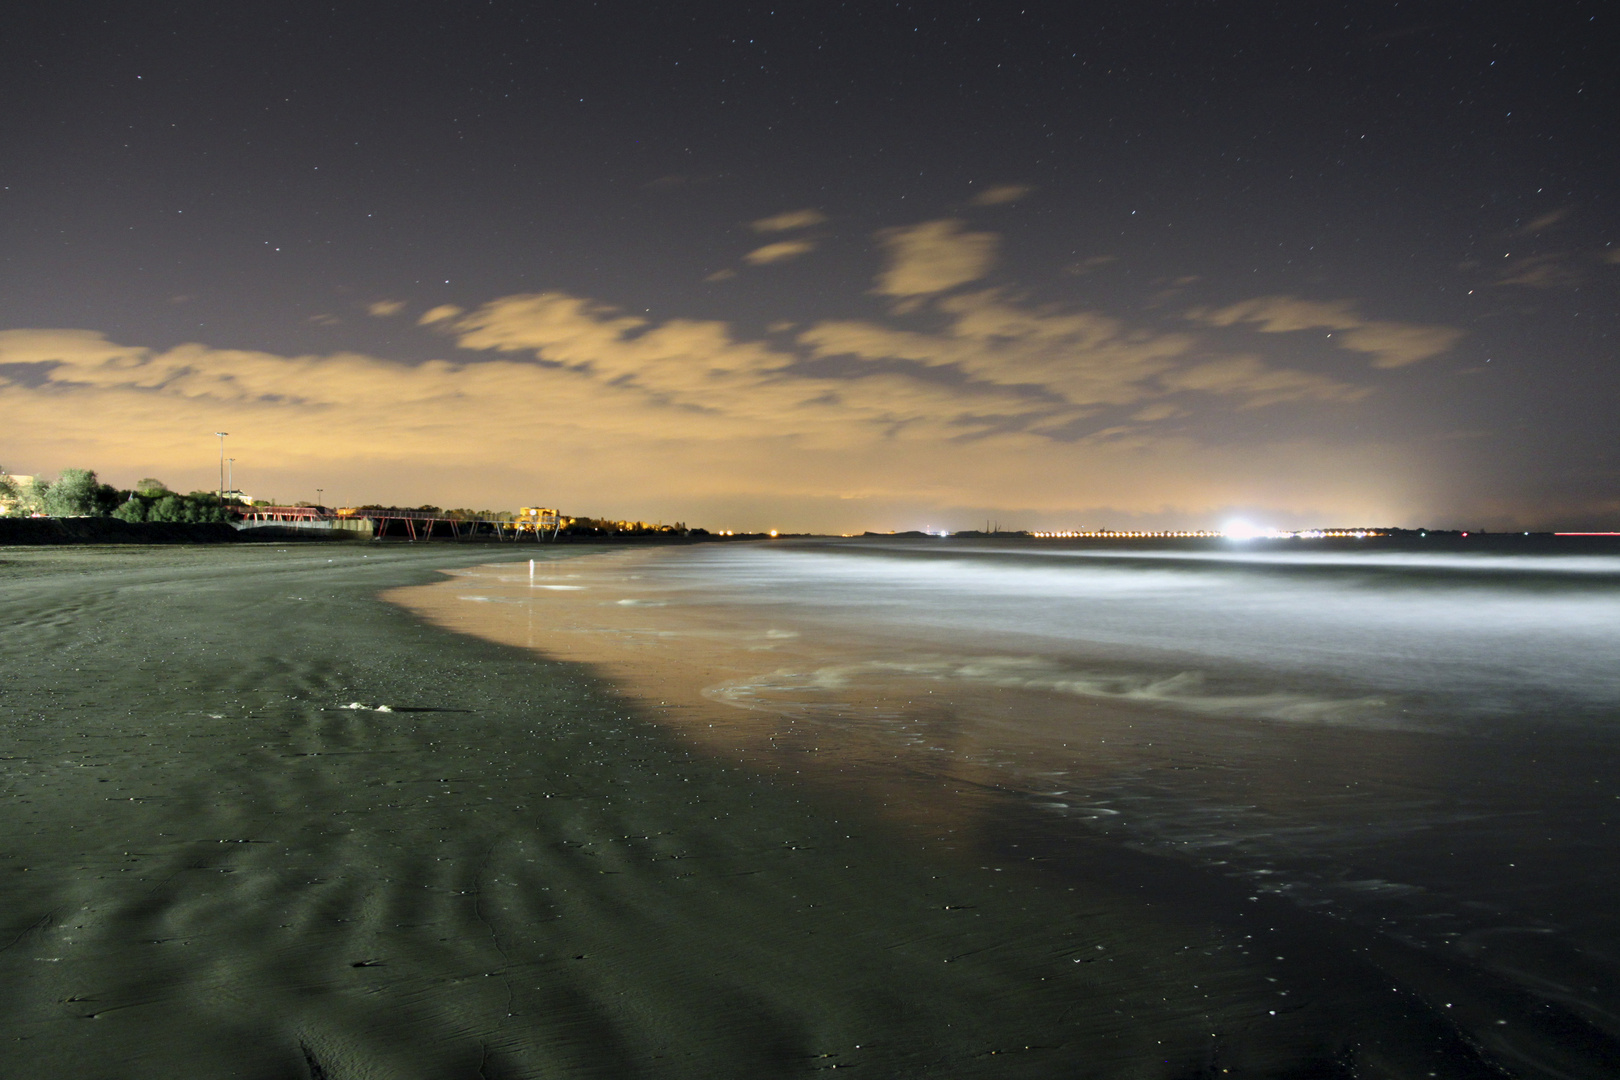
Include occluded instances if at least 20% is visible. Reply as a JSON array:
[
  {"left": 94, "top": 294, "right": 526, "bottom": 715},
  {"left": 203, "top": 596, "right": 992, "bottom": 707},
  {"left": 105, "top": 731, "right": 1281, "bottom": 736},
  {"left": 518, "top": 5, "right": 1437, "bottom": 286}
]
[
  {"left": 388, "top": 550, "right": 1023, "bottom": 840},
  {"left": 384, "top": 548, "right": 1483, "bottom": 871}
]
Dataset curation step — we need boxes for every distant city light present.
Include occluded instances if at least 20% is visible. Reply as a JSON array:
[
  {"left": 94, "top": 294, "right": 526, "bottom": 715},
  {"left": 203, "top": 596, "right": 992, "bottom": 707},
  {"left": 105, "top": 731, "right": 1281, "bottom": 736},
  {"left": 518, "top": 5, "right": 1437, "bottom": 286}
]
[
  {"left": 990, "top": 527, "right": 1399, "bottom": 540},
  {"left": 1029, "top": 529, "right": 1223, "bottom": 538}
]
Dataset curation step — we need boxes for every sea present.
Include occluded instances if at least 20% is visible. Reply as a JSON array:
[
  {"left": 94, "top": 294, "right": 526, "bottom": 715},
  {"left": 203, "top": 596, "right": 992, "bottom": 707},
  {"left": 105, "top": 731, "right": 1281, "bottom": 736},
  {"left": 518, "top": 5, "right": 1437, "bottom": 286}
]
[{"left": 396, "top": 535, "right": 1620, "bottom": 1075}]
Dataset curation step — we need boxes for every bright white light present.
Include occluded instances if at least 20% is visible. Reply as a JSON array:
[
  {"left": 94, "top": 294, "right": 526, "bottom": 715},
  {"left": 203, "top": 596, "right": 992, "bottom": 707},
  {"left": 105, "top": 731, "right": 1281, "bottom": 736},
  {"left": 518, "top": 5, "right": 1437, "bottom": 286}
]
[{"left": 1222, "top": 518, "right": 1273, "bottom": 541}]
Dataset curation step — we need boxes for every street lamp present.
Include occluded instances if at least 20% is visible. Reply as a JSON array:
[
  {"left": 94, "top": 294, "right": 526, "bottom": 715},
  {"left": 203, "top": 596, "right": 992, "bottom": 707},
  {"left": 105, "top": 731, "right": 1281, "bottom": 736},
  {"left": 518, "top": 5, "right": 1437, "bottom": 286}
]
[
  {"left": 215, "top": 432, "right": 228, "bottom": 508},
  {"left": 316, "top": 488, "right": 324, "bottom": 513}
]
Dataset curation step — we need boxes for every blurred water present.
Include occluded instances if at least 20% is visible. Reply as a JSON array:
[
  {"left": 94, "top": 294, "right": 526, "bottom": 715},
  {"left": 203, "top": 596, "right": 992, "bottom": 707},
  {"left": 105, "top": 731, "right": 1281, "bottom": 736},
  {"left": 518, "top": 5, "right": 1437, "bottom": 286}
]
[
  {"left": 409, "top": 537, "right": 1620, "bottom": 1076},
  {"left": 669, "top": 539, "right": 1620, "bottom": 726}
]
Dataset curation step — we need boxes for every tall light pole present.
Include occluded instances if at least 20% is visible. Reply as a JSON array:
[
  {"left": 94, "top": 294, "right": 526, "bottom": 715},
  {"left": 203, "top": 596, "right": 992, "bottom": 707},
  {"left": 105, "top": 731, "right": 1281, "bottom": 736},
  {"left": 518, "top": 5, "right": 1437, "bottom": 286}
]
[
  {"left": 316, "top": 488, "right": 324, "bottom": 513},
  {"left": 215, "top": 432, "right": 228, "bottom": 508}
]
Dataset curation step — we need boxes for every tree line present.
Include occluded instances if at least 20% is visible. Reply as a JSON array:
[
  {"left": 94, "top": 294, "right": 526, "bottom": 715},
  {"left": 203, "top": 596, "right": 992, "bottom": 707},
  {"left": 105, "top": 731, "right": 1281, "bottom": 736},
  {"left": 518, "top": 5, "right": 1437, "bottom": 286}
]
[
  {"left": 2, "top": 469, "right": 704, "bottom": 536},
  {"left": 0, "top": 469, "right": 232, "bottom": 523}
]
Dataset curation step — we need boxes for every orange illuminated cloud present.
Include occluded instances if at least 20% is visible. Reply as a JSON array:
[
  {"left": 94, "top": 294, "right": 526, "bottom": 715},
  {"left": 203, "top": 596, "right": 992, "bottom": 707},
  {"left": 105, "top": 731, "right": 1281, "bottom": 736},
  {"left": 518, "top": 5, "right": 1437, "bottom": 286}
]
[
  {"left": 873, "top": 220, "right": 999, "bottom": 297},
  {"left": 743, "top": 240, "right": 816, "bottom": 265},
  {"left": 1188, "top": 295, "right": 1463, "bottom": 368},
  {"left": 0, "top": 218, "right": 1456, "bottom": 530},
  {"left": 969, "top": 183, "right": 1032, "bottom": 206},
  {"left": 418, "top": 304, "right": 465, "bottom": 325},
  {"left": 0, "top": 315, "right": 1419, "bottom": 530},
  {"left": 750, "top": 208, "right": 828, "bottom": 232}
]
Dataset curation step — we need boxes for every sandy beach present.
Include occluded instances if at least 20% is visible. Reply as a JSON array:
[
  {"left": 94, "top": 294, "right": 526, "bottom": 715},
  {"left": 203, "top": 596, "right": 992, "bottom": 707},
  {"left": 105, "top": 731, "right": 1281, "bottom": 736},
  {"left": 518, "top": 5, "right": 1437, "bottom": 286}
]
[{"left": 0, "top": 542, "right": 1468, "bottom": 1078}]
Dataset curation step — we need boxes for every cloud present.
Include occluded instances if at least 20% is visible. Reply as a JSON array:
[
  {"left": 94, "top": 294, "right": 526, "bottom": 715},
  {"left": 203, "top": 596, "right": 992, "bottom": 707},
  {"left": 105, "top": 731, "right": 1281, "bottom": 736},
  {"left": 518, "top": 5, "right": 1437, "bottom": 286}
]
[
  {"left": 1131, "top": 403, "right": 1183, "bottom": 422},
  {"left": 0, "top": 276, "right": 1414, "bottom": 531},
  {"left": 367, "top": 300, "right": 406, "bottom": 318},
  {"left": 750, "top": 209, "right": 827, "bottom": 233},
  {"left": 704, "top": 268, "right": 737, "bottom": 282},
  {"left": 1190, "top": 296, "right": 1361, "bottom": 335},
  {"left": 800, "top": 290, "right": 1357, "bottom": 414},
  {"left": 1188, "top": 295, "right": 1462, "bottom": 368},
  {"left": 1494, "top": 253, "right": 1581, "bottom": 289},
  {"left": 969, "top": 184, "right": 1032, "bottom": 206},
  {"left": 804, "top": 293, "right": 1185, "bottom": 408},
  {"left": 438, "top": 292, "right": 1050, "bottom": 442},
  {"left": 1332, "top": 323, "right": 1465, "bottom": 368},
  {"left": 0, "top": 324, "right": 798, "bottom": 460},
  {"left": 743, "top": 240, "right": 817, "bottom": 266},
  {"left": 418, "top": 304, "right": 465, "bottom": 325},
  {"left": 1514, "top": 208, "right": 1570, "bottom": 235},
  {"left": 1159, "top": 356, "right": 1370, "bottom": 407},
  {"left": 873, "top": 220, "right": 999, "bottom": 297},
  {"left": 426, "top": 286, "right": 1363, "bottom": 452},
  {"left": 0, "top": 328, "right": 148, "bottom": 370}
]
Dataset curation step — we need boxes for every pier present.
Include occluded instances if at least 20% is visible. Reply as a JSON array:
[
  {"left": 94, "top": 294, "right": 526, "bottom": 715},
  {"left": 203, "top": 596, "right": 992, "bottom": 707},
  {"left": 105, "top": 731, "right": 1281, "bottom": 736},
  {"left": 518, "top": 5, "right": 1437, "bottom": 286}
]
[{"left": 235, "top": 506, "right": 561, "bottom": 541}]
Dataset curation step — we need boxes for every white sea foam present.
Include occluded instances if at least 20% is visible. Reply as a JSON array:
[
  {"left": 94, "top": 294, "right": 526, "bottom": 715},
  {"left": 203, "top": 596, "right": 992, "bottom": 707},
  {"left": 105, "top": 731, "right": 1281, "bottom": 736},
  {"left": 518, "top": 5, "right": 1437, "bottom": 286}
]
[
  {"left": 704, "top": 655, "right": 1407, "bottom": 728},
  {"left": 842, "top": 540, "right": 1620, "bottom": 576},
  {"left": 665, "top": 543, "right": 1620, "bottom": 719}
]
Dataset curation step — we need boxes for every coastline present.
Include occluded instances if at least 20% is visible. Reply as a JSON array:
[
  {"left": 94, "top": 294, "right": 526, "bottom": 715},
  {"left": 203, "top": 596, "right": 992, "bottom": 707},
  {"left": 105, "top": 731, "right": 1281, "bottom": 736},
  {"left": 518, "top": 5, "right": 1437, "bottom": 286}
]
[
  {"left": 1, "top": 543, "right": 1393, "bottom": 1076},
  {"left": 390, "top": 543, "right": 1620, "bottom": 1079}
]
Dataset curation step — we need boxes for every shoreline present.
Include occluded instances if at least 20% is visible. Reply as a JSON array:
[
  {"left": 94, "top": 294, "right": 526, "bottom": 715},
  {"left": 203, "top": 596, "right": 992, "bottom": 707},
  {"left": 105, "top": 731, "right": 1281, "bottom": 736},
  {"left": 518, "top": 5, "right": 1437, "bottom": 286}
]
[
  {"left": 0, "top": 543, "right": 1461, "bottom": 1076},
  {"left": 391, "top": 545, "right": 1620, "bottom": 1078}
]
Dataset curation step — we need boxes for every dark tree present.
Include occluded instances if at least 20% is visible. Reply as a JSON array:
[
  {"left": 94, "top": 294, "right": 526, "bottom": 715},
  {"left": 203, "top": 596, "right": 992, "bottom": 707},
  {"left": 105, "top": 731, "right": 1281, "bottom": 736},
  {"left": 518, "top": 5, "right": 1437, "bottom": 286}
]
[{"left": 41, "top": 469, "right": 104, "bottom": 517}]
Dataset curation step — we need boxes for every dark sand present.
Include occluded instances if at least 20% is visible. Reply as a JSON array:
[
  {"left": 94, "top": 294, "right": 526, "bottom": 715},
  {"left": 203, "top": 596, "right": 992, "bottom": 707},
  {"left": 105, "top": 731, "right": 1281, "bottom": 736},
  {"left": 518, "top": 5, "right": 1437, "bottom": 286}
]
[{"left": 1, "top": 543, "right": 1422, "bottom": 1077}]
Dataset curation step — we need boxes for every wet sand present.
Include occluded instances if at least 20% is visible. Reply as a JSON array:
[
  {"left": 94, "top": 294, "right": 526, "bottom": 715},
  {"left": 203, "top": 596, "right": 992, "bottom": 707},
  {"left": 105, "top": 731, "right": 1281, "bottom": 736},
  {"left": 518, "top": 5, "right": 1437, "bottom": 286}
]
[{"left": 0, "top": 543, "right": 1473, "bottom": 1077}]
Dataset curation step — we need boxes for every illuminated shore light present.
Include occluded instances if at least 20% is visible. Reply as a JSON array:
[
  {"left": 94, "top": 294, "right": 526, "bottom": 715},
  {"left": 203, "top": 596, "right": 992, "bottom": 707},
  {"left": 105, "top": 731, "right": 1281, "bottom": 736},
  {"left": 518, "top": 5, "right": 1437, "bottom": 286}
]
[
  {"left": 1222, "top": 519, "right": 1274, "bottom": 541},
  {"left": 1029, "top": 529, "right": 1224, "bottom": 538}
]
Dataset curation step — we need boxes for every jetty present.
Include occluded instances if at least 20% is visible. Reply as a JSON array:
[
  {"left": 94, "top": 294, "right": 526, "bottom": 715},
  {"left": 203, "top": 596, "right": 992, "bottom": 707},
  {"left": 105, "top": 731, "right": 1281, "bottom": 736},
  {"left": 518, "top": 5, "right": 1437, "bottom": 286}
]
[{"left": 236, "top": 506, "right": 561, "bottom": 541}]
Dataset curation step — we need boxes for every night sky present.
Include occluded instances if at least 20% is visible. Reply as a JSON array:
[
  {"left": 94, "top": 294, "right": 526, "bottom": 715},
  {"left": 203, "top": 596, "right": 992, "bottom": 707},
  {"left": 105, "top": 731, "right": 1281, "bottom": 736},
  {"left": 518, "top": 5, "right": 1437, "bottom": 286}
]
[{"left": 2, "top": 2, "right": 1615, "bottom": 532}]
